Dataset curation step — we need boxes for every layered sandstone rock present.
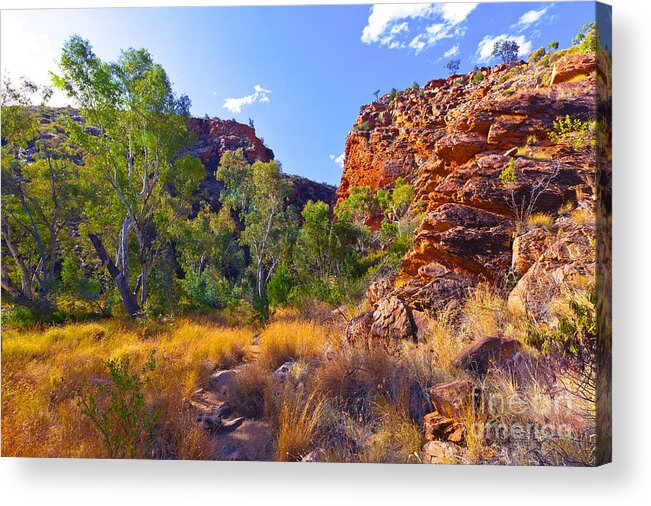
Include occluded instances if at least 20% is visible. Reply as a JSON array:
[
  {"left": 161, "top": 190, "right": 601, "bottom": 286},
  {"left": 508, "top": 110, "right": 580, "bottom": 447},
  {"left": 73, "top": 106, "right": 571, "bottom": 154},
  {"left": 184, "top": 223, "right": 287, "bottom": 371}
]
[{"left": 340, "top": 48, "right": 600, "bottom": 327}]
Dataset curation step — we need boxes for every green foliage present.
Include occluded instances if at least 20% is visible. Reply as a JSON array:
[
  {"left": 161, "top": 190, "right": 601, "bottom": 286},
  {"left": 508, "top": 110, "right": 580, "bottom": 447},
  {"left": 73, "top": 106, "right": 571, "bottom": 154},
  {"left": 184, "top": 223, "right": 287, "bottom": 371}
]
[
  {"left": 1, "top": 78, "right": 80, "bottom": 308},
  {"left": 60, "top": 256, "right": 100, "bottom": 303},
  {"left": 267, "top": 263, "right": 294, "bottom": 307},
  {"left": 180, "top": 267, "right": 227, "bottom": 312},
  {"left": 52, "top": 35, "right": 197, "bottom": 317},
  {"left": 77, "top": 352, "right": 159, "bottom": 459},
  {"left": 472, "top": 71, "right": 483, "bottom": 84},
  {"left": 547, "top": 41, "right": 559, "bottom": 52},
  {"left": 335, "top": 186, "right": 374, "bottom": 222},
  {"left": 1, "top": 305, "right": 39, "bottom": 328},
  {"left": 218, "top": 155, "right": 296, "bottom": 318},
  {"left": 500, "top": 157, "right": 517, "bottom": 187},
  {"left": 492, "top": 39, "right": 520, "bottom": 63},
  {"left": 356, "top": 121, "right": 371, "bottom": 132},
  {"left": 293, "top": 200, "right": 367, "bottom": 305},
  {"left": 573, "top": 22, "right": 598, "bottom": 52},
  {"left": 548, "top": 115, "right": 595, "bottom": 150},
  {"left": 527, "top": 292, "right": 597, "bottom": 370}
]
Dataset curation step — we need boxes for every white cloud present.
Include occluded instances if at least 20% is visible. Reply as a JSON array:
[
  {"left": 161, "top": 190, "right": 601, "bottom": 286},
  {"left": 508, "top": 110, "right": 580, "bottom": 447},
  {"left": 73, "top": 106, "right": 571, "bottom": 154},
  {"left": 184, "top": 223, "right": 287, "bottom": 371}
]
[
  {"left": 439, "top": 2, "right": 479, "bottom": 25},
  {"left": 361, "top": 3, "right": 434, "bottom": 44},
  {"left": 361, "top": 3, "right": 478, "bottom": 54},
  {"left": 409, "top": 34, "right": 426, "bottom": 53},
  {"left": 390, "top": 22, "right": 410, "bottom": 36},
  {"left": 476, "top": 34, "right": 532, "bottom": 63},
  {"left": 330, "top": 153, "right": 345, "bottom": 168},
  {"left": 444, "top": 44, "right": 460, "bottom": 58},
  {"left": 515, "top": 7, "right": 548, "bottom": 29},
  {"left": 223, "top": 84, "right": 272, "bottom": 113}
]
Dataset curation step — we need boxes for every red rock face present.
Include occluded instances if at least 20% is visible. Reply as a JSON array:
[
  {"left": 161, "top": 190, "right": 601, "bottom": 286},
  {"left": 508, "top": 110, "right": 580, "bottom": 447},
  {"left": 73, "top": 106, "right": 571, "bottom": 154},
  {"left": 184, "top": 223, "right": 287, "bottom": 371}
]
[
  {"left": 187, "top": 117, "right": 274, "bottom": 173},
  {"left": 339, "top": 50, "right": 601, "bottom": 320},
  {"left": 186, "top": 117, "right": 336, "bottom": 209}
]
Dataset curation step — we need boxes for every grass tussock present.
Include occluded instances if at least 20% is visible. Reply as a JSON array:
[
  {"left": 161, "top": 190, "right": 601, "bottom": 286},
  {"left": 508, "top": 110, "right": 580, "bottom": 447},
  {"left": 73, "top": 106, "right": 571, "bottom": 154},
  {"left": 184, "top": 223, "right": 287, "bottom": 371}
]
[
  {"left": 227, "top": 362, "right": 272, "bottom": 419},
  {"left": 527, "top": 212, "right": 555, "bottom": 230},
  {"left": 274, "top": 390, "right": 326, "bottom": 462},
  {"left": 257, "top": 319, "right": 330, "bottom": 370},
  {"left": 570, "top": 206, "right": 594, "bottom": 225}
]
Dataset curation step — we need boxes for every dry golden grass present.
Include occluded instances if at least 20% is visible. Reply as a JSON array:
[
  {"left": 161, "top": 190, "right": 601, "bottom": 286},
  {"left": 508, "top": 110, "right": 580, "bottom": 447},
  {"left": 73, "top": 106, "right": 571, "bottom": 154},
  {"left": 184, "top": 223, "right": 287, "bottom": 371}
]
[
  {"left": 461, "top": 283, "right": 507, "bottom": 340},
  {"left": 2, "top": 280, "right": 598, "bottom": 465},
  {"left": 424, "top": 306, "right": 465, "bottom": 374},
  {"left": 1, "top": 317, "right": 254, "bottom": 458},
  {"left": 570, "top": 206, "right": 594, "bottom": 225},
  {"left": 227, "top": 362, "right": 273, "bottom": 419},
  {"left": 275, "top": 390, "right": 326, "bottom": 462},
  {"left": 257, "top": 319, "right": 329, "bottom": 370},
  {"left": 527, "top": 212, "right": 555, "bottom": 230},
  {"left": 360, "top": 398, "right": 423, "bottom": 464}
]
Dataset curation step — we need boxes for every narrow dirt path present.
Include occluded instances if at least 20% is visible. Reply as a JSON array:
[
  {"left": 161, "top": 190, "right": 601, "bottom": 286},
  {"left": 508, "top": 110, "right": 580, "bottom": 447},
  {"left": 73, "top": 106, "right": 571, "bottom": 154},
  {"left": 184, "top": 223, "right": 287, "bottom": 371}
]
[{"left": 187, "top": 340, "right": 275, "bottom": 461}]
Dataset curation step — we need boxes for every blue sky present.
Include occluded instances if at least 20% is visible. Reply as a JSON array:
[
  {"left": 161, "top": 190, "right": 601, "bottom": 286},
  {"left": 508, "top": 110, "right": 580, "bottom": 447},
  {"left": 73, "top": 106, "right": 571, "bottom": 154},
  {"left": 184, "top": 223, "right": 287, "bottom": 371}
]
[{"left": 1, "top": 2, "right": 597, "bottom": 185}]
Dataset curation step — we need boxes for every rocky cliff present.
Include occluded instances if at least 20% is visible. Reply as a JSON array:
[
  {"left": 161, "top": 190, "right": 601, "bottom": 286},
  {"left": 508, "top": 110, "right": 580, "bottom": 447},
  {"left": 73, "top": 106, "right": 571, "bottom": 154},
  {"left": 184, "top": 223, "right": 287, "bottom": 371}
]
[
  {"left": 341, "top": 47, "right": 609, "bottom": 339},
  {"left": 186, "top": 116, "right": 336, "bottom": 210}
]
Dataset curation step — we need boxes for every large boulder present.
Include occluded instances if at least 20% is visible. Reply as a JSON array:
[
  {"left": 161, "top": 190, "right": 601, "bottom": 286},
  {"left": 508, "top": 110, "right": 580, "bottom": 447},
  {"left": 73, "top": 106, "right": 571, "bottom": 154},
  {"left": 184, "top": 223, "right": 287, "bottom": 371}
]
[
  {"left": 549, "top": 53, "right": 596, "bottom": 86},
  {"left": 452, "top": 337, "right": 523, "bottom": 378},
  {"left": 428, "top": 379, "right": 477, "bottom": 420},
  {"left": 370, "top": 295, "right": 416, "bottom": 342},
  {"left": 508, "top": 219, "right": 595, "bottom": 319}
]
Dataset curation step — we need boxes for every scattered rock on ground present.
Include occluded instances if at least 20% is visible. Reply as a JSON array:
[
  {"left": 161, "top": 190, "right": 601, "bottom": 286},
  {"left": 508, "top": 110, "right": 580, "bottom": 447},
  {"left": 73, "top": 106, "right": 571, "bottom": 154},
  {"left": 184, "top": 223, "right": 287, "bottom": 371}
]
[{"left": 422, "top": 440, "right": 471, "bottom": 464}]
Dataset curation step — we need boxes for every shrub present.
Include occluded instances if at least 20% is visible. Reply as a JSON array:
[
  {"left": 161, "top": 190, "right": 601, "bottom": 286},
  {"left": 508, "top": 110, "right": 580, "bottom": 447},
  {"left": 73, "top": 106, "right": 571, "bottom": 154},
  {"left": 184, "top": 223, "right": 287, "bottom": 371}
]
[
  {"left": 181, "top": 268, "right": 228, "bottom": 312},
  {"left": 527, "top": 290, "right": 597, "bottom": 373},
  {"left": 574, "top": 22, "right": 598, "bottom": 52},
  {"left": 472, "top": 71, "right": 483, "bottom": 84},
  {"left": 267, "top": 263, "right": 294, "bottom": 307},
  {"left": 549, "top": 115, "right": 595, "bottom": 150},
  {"left": 1, "top": 305, "right": 39, "bottom": 328},
  {"left": 528, "top": 47, "right": 546, "bottom": 63},
  {"left": 355, "top": 121, "right": 371, "bottom": 132},
  {"left": 77, "top": 351, "right": 159, "bottom": 459}
]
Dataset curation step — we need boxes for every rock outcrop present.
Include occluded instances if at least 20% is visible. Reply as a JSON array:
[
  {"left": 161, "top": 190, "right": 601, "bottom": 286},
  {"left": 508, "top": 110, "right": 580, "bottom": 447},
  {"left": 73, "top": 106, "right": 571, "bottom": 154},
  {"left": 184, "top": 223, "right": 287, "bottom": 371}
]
[
  {"left": 340, "top": 49, "right": 602, "bottom": 328},
  {"left": 187, "top": 116, "right": 336, "bottom": 210}
]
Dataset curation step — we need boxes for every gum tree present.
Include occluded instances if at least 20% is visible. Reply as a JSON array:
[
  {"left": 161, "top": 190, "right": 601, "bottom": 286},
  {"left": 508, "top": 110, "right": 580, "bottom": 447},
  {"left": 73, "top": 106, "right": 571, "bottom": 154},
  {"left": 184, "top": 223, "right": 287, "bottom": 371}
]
[
  {"left": 1, "top": 77, "right": 77, "bottom": 311},
  {"left": 53, "top": 36, "right": 202, "bottom": 317}
]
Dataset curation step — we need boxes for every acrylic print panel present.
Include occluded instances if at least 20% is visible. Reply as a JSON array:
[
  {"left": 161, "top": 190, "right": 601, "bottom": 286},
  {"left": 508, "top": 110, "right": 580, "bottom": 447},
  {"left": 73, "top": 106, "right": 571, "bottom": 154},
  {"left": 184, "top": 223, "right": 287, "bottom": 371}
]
[{"left": 0, "top": 1, "right": 611, "bottom": 465}]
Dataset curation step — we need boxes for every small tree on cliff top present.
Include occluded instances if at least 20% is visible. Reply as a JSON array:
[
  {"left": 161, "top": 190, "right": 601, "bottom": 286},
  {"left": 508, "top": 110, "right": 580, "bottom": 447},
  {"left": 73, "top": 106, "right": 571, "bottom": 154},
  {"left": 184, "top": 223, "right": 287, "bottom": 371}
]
[
  {"left": 492, "top": 39, "right": 520, "bottom": 64},
  {"left": 445, "top": 59, "right": 460, "bottom": 75}
]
